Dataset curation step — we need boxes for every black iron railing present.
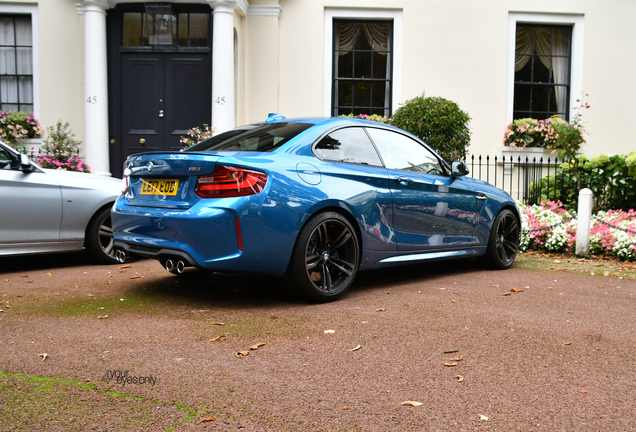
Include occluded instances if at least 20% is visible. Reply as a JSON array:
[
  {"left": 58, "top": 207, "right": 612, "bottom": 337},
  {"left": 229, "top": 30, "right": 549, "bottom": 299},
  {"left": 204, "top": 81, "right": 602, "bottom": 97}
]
[{"left": 465, "top": 155, "right": 634, "bottom": 211}]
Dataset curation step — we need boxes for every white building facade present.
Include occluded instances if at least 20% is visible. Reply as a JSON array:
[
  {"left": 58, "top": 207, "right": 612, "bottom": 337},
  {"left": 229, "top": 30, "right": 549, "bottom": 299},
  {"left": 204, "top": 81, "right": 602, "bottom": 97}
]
[{"left": 1, "top": 0, "right": 634, "bottom": 177}]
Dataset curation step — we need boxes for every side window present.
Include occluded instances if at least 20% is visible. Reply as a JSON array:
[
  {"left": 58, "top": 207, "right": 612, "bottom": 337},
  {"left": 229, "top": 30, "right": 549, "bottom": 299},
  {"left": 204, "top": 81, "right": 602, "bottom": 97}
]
[
  {"left": 314, "top": 127, "right": 382, "bottom": 166},
  {"left": 0, "top": 147, "right": 15, "bottom": 170},
  {"left": 366, "top": 128, "right": 444, "bottom": 176}
]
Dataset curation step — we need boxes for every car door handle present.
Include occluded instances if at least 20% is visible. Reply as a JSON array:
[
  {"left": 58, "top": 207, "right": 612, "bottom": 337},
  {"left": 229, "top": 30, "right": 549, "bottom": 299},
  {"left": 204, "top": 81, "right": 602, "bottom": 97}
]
[
  {"left": 476, "top": 193, "right": 487, "bottom": 200},
  {"left": 395, "top": 176, "right": 413, "bottom": 186}
]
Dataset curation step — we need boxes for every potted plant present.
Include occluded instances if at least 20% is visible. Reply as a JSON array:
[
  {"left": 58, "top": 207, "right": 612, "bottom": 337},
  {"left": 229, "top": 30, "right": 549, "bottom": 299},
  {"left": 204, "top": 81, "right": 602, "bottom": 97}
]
[{"left": 0, "top": 110, "right": 43, "bottom": 154}]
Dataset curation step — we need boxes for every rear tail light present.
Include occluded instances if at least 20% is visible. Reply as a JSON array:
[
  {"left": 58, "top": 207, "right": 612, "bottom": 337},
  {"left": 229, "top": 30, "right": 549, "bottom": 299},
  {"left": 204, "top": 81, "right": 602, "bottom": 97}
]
[{"left": 195, "top": 165, "right": 267, "bottom": 198}]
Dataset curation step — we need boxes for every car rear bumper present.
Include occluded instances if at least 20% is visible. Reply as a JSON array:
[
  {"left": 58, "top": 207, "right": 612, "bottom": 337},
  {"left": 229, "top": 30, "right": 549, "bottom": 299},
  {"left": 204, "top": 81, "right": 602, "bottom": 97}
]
[{"left": 111, "top": 195, "right": 307, "bottom": 274}]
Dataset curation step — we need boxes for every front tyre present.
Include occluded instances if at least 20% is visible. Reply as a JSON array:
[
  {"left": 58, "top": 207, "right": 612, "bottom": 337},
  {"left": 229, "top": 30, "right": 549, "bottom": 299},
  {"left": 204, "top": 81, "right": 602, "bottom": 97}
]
[
  {"left": 285, "top": 211, "right": 360, "bottom": 302},
  {"left": 482, "top": 209, "right": 519, "bottom": 269},
  {"left": 85, "top": 205, "right": 118, "bottom": 265}
]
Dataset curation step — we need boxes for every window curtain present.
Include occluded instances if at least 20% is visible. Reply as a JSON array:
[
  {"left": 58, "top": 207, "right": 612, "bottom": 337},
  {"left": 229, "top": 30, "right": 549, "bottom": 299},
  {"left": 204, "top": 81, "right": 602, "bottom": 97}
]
[
  {"left": 515, "top": 26, "right": 569, "bottom": 115},
  {"left": 335, "top": 22, "right": 391, "bottom": 116}
]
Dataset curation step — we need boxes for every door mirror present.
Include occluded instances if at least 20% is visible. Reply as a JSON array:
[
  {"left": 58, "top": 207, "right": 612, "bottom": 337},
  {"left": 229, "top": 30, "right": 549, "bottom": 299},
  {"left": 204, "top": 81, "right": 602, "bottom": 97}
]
[
  {"left": 19, "top": 153, "right": 35, "bottom": 173},
  {"left": 451, "top": 161, "right": 469, "bottom": 178}
]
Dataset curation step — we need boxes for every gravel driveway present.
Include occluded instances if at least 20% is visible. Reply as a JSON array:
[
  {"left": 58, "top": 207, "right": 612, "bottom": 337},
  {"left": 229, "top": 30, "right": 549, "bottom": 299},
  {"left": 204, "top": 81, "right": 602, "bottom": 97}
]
[{"left": 1, "top": 253, "right": 635, "bottom": 431}]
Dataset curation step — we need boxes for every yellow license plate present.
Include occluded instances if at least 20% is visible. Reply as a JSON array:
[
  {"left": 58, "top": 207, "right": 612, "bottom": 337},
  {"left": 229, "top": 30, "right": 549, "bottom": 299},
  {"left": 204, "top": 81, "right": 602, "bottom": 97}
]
[{"left": 139, "top": 179, "right": 179, "bottom": 196}]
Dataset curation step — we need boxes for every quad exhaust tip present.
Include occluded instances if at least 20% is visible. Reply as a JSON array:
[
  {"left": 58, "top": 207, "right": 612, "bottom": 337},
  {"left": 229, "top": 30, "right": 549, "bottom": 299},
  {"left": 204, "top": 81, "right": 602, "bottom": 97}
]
[
  {"left": 115, "top": 250, "right": 126, "bottom": 263},
  {"left": 165, "top": 259, "right": 186, "bottom": 275}
]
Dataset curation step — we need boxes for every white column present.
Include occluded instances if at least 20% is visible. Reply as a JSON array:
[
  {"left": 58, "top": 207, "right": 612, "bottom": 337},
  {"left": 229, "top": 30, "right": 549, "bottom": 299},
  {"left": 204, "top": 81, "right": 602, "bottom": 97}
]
[
  {"left": 209, "top": 1, "right": 236, "bottom": 133},
  {"left": 80, "top": 0, "right": 111, "bottom": 176}
]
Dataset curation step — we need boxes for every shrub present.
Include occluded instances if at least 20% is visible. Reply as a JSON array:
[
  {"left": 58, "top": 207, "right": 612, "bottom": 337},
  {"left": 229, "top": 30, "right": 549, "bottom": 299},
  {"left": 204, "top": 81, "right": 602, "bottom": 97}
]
[
  {"left": 180, "top": 124, "right": 215, "bottom": 149},
  {"left": 0, "top": 110, "right": 43, "bottom": 149},
  {"left": 36, "top": 121, "right": 90, "bottom": 172},
  {"left": 390, "top": 95, "right": 471, "bottom": 162},
  {"left": 528, "top": 153, "right": 636, "bottom": 211}
]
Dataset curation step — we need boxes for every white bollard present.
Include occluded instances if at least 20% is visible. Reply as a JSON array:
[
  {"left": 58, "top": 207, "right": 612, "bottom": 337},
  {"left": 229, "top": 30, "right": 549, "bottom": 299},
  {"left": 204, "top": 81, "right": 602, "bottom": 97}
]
[{"left": 575, "top": 188, "right": 594, "bottom": 257}]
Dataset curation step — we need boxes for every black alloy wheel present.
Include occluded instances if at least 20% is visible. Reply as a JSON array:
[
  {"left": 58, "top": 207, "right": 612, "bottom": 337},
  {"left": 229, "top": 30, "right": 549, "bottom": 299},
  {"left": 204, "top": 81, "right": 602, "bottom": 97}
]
[
  {"left": 483, "top": 209, "right": 520, "bottom": 269},
  {"left": 286, "top": 211, "right": 360, "bottom": 302}
]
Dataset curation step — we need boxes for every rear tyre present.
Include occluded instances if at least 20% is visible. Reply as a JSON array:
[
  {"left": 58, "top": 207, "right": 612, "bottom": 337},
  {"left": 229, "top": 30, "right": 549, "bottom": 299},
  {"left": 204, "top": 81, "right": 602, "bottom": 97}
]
[
  {"left": 285, "top": 211, "right": 360, "bottom": 302},
  {"left": 481, "top": 209, "right": 519, "bottom": 269},
  {"left": 85, "top": 205, "right": 118, "bottom": 265}
]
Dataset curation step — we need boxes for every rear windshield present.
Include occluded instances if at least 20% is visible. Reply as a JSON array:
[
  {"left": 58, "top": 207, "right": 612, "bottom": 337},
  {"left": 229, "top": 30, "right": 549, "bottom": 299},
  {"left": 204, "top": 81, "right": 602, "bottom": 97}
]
[{"left": 185, "top": 122, "right": 312, "bottom": 152}]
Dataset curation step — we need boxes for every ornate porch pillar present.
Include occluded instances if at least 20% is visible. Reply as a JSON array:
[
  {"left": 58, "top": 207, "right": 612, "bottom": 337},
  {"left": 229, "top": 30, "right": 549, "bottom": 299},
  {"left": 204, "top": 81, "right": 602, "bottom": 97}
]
[
  {"left": 208, "top": 0, "right": 236, "bottom": 133},
  {"left": 77, "top": 0, "right": 111, "bottom": 176}
]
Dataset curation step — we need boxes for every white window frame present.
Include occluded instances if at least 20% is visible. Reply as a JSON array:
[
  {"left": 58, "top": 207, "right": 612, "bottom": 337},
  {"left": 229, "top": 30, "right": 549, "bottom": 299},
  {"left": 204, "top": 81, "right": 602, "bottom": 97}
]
[
  {"left": 0, "top": 4, "right": 39, "bottom": 119},
  {"left": 506, "top": 12, "right": 583, "bottom": 124},
  {"left": 323, "top": 8, "right": 402, "bottom": 118}
]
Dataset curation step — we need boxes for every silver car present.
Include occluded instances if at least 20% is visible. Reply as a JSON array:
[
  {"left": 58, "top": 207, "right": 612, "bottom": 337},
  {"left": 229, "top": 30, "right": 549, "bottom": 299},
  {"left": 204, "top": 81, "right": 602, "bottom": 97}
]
[{"left": 0, "top": 141, "right": 121, "bottom": 264}]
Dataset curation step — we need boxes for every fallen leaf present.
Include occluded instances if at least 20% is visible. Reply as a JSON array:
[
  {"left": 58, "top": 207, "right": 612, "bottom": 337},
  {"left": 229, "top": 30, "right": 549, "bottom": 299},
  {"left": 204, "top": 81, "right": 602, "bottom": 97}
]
[
  {"left": 389, "top": 415, "right": 397, "bottom": 418},
  {"left": 210, "top": 322, "right": 224, "bottom": 326},
  {"left": 451, "top": 299, "right": 457, "bottom": 303},
  {"left": 174, "top": 357, "right": 183, "bottom": 361},
  {"left": 118, "top": 264, "right": 130, "bottom": 269},
  {"left": 129, "top": 274, "right": 143, "bottom": 279},
  {"left": 581, "top": 388, "right": 587, "bottom": 394},
  {"left": 501, "top": 292, "right": 511, "bottom": 296},
  {"left": 552, "top": 260, "right": 562, "bottom": 264},
  {"left": 45, "top": 272, "right": 53, "bottom": 276},
  {"left": 479, "top": 414, "right": 489, "bottom": 421},
  {"left": 562, "top": 341, "right": 572, "bottom": 346},
  {"left": 493, "top": 284, "right": 500, "bottom": 287},
  {"left": 455, "top": 375, "right": 464, "bottom": 382},
  {"left": 250, "top": 342, "right": 268, "bottom": 350},
  {"left": 209, "top": 335, "right": 227, "bottom": 342},
  {"left": 38, "top": 353, "right": 48, "bottom": 362},
  {"left": 235, "top": 350, "right": 249, "bottom": 358},
  {"left": 545, "top": 287, "right": 553, "bottom": 290},
  {"left": 449, "top": 354, "right": 463, "bottom": 362},
  {"left": 443, "top": 362, "right": 458, "bottom": 367},
  {"left": 270, "top": 315, "right": 279, "bottom": 319},
  {"left": 375, "top": 308, "right": 385, "bottom": 312},
  {"left": 97, "top": 315, "right": 109, "bottom": 319},
  {"left": 197, "top": 416, "right": 215, "bottom": 424},
  {"left": 342, "top": 406, "right": 350, "bottom": 410},
  {"left": 346, "top": 345, "right": 361, "bottom": 352},
  {"left": 510, "top": 288, "right": 524, "bottom": 293},
  {"left": 439, "top": 287, "right": 446, "bottom": 290},
  {"left": 401, "top": 401, "right": 423, "bottom": 407},
  {"left": 324, "top": 329, "right": 335, "bottom": 334},
  {"left": 88, "top": 293, "right": 94, "bottom": 297}
]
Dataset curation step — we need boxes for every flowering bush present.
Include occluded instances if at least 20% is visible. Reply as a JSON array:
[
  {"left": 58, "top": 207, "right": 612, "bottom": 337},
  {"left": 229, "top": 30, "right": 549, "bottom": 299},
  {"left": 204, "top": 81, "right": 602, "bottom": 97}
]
[
  {"left": 338, "top": 113, "right": 392, "bottom": 124},
  {"left": 504, "top": 116, "right": 584, "bottom": 162},
  {"left": 0, "top": 110, "right": 43, "bottom": 149},
  {"left": 519, "top": 200, "right": 636, "bottom": 260},
  {"left": 180, "top": 124, "right": 215, "bottom": 149},
  {"left": 35, "top": 121, "right": 90, "bottom": 172}
]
